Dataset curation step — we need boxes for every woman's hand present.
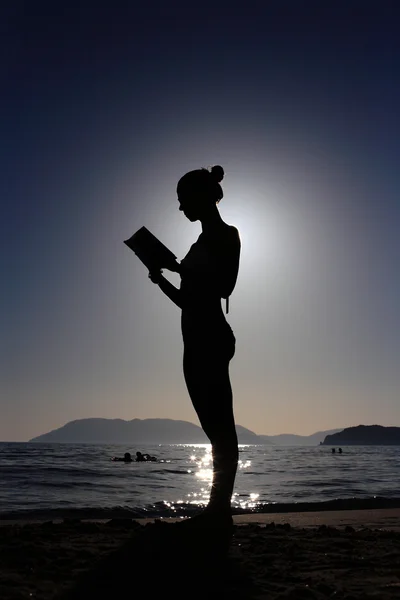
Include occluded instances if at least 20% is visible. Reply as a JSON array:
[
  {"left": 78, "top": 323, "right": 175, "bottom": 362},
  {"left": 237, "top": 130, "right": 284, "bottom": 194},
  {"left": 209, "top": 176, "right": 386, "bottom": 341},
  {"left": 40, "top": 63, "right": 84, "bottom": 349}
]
[
  {"left": 148, "top": 269, "right": 182, "bottom": 308},
  {"left": 163, "top": 258, "right": 181, "bottom": 273},
  {"left": 148, "top": 269, "right": 163, "bottom": 284}
]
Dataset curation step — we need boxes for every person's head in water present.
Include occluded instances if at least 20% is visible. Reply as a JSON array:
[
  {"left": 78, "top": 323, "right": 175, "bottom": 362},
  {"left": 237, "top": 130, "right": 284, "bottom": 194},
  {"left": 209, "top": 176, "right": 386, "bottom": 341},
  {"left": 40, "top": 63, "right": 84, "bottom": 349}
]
[
  {"left": 177, "top": 165, "right": 224, "bottom": 222},
  {"left": 124, "top": 452, "right": 131, "bottom": 461}
]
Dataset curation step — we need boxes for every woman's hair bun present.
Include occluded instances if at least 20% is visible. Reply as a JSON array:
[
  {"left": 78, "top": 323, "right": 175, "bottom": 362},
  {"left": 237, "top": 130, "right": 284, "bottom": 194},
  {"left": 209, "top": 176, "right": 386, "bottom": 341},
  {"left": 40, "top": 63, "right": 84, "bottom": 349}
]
[{"left": 210, "top": 165, "right": 224, "bottom": 183}]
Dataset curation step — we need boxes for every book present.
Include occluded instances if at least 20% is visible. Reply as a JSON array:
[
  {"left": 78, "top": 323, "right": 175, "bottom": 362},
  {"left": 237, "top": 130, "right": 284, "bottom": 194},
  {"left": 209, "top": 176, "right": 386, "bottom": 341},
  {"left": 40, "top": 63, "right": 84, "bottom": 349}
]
[{"left": 124, "top": 226, "right": 177, "bottom": 271}]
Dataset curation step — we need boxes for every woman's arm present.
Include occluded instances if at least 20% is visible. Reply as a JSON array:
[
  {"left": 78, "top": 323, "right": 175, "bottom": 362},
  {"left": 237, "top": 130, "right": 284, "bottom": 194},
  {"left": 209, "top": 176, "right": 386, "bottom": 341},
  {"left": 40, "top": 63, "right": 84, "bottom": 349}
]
[{"left": 149, "top": 271, "right": 182, "bottom": 309}]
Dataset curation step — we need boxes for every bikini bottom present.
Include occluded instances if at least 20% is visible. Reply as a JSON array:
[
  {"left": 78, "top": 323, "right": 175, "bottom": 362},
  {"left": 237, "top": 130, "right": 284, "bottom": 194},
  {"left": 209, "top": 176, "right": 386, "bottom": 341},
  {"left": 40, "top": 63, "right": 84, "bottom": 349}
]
[{"left": 182, "top": 319, "right": 236, "bottom": 362}]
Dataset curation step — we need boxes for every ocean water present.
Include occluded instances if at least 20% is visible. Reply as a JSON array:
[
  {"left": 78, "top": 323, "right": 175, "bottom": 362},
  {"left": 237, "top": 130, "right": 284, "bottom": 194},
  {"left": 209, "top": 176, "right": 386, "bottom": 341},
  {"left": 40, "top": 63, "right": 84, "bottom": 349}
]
[{"left": 0, "top": 443, "right": 399, "bottom": 519}]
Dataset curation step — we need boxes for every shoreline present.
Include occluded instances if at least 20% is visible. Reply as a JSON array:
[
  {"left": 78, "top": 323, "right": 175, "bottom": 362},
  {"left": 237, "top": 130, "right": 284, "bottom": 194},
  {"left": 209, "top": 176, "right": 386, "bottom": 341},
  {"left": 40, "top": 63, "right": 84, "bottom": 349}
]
[
  {"left": 1, "top": 507, "right": 400, "bottom": 531},
  {"left": 1, "top": 495, "right": 400, "bottom": 523}
]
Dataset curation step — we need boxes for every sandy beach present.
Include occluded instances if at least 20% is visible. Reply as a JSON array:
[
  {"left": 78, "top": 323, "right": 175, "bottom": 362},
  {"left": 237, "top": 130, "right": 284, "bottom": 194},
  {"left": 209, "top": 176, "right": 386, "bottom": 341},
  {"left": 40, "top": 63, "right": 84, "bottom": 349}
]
[{"left": 1, "top": 508, "right": 399, "bottom": 599}]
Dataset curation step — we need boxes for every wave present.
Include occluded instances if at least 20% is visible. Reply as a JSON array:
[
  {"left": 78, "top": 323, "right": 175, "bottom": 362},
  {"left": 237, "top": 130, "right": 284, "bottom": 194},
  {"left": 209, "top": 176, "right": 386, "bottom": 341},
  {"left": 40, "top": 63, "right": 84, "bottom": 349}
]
[
  {"left": 1, "top": 496, "right": 400, "bottom": 522},
  {"left": 156, "top": 469, "right": 192, "bottom": 475}
]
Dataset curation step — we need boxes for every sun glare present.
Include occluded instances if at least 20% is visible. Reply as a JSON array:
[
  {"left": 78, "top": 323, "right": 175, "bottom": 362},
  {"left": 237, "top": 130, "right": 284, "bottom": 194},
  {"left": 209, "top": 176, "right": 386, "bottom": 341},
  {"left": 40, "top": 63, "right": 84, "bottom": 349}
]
[{"left": 224, "top": 196, "right": 294, "bottom": 284}]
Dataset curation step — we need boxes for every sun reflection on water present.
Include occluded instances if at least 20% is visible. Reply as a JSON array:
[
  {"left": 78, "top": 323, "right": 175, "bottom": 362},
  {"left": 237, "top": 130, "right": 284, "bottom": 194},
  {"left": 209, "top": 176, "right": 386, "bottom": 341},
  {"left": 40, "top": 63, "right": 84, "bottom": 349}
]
[
  {"left": 180, "top": 444, "right": 259, "bottom": 511},
  {"left": 162, "top": 445, "right": 263, "bottom": 515},
  {"left": 193, "top": 445, "right": 213, "bottom": 481}
]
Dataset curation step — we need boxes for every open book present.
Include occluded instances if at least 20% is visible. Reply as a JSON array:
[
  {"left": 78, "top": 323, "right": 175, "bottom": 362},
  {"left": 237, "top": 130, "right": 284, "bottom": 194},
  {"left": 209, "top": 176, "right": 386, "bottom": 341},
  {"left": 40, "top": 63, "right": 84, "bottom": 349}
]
[
  {"left": 124, "top": 226, "right": 177, "bottom": 271},
  {"left": 124, "top": 226, "right": 230, "bottom": 313}
]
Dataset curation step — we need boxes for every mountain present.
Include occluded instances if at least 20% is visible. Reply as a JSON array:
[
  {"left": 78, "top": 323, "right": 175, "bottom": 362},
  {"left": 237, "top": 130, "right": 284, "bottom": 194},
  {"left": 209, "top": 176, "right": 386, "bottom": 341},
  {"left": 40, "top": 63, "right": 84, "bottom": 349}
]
[
  {"left": 29, "top": 418, "right": 346, "bottom": 445},
  {"left": 258, "top": 428, "right": 344, "bottom": 446},
  {"left": 323, "top": 425, "right": 400, "bottom": 445},
  {"left": 236, "top": 425, "right": 265, "bottom": 444},
  {"left": 29, "top": 418, "right": 266, "bottom": 445}
]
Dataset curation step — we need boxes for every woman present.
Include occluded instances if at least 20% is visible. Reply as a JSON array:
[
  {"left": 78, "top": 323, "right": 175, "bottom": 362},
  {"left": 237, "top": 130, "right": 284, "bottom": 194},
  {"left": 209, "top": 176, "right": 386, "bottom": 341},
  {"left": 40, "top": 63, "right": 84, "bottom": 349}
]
[{"left": 149, "top": 165, "right": 241, "bottom": 528}]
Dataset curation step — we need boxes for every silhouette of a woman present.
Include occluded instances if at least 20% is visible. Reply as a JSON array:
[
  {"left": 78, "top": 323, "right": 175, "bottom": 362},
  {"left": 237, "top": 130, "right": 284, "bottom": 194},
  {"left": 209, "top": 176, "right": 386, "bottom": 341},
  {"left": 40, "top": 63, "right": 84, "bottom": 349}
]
[{"left": 149, "top": 165, "right": 241, "bottom": 527}]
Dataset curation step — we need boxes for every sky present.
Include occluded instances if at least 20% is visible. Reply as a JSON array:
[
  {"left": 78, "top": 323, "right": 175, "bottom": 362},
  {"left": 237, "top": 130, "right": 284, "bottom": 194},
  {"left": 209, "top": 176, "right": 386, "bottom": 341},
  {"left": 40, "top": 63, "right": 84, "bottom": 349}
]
[{"left": 1, "top": 1, "right": 399, "bottom": 441}]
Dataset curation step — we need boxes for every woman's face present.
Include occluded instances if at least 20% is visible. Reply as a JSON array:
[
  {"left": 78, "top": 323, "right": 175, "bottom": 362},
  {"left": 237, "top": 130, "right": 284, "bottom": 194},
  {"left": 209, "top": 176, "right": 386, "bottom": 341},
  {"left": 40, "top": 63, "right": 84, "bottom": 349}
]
[{"left": 177, "top": 188, "right": 203, "bottom": 222}]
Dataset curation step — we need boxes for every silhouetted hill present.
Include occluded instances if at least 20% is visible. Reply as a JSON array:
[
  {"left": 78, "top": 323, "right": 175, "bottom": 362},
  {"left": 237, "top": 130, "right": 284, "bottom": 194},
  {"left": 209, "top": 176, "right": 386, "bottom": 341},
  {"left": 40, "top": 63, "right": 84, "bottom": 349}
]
[
  {"left": 323, "top": 425, "right": 400, "bottom": 445},
  {"left": 29, "top": 419, "right": 346, "bottom": 445},
  {"left": 29, "top": 418, "right": 265, "bottom": 445},
  {"left": 236, "top": 424, "right": 265, "bottom": 444},
  {"left": 258, "top": 428, "right": 343, "bottom": 446}
]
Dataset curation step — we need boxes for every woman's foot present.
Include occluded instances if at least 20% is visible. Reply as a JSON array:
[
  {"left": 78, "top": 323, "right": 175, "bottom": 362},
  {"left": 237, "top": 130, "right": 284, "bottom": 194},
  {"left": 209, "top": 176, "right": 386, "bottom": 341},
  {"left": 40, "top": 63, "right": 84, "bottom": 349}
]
[{"left": 176, "top": 507, "right": 233, "bottom": 530}]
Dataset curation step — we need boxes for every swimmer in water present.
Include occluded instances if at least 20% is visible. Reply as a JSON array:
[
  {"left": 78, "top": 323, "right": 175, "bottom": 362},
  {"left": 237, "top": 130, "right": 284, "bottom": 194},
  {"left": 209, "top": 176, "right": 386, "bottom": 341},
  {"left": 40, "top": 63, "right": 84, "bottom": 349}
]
[
  {"left": 136, "top": 451, "right": 157, "bottom": 462},
  {"left": 111, "top": 452, "right": 133, "bottom": 462}
]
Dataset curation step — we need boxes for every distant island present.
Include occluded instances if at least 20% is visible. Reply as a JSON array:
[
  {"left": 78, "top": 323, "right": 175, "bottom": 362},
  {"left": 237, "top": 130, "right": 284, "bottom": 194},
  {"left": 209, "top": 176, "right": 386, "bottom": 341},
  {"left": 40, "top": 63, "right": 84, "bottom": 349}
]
[
  {"left": 323, "top": 425, "right": 400, "bottom": 445},
  {"left": 30, "top": 419, "right": 262, "bottom": 445},
  {"left": 29, "top": 418, "right": 343, "bottom": 445}
]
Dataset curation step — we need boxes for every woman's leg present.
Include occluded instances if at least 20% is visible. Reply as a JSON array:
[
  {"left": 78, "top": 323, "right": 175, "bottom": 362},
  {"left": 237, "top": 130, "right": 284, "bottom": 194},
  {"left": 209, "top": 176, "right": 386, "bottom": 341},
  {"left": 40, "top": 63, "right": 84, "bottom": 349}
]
[{"left": 183, "top": 349, "right": 238, "bottom": 518}]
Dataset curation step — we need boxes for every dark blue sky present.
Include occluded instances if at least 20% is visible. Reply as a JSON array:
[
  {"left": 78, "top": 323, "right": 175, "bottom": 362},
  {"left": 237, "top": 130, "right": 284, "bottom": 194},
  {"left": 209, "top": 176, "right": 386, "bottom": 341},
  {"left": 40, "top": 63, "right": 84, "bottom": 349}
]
[{"left": 2, "top": 1, "right": 399, "bottom": 440}]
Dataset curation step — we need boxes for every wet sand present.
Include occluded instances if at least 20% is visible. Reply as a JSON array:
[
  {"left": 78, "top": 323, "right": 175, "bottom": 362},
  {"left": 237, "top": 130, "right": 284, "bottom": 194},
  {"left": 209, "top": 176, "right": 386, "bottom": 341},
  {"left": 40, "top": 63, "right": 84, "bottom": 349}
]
[
  {"left": 1, "top": 509, "right": 399, "bottom": 599},
  {"left": 233, "top": 507, "right": 400, "bottom": 530}
]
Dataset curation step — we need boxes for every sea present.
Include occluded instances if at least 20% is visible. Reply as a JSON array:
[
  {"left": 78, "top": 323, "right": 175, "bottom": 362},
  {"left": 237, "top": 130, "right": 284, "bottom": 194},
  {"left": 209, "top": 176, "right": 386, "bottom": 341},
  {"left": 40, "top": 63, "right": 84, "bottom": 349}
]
[{"left": 0, "top": 443, "right": 399, "bottom": 520}]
